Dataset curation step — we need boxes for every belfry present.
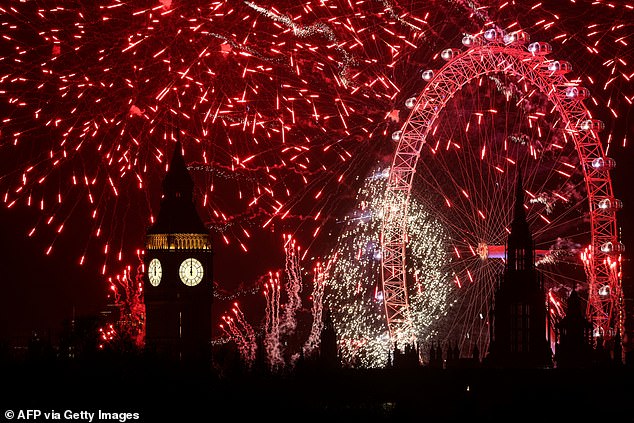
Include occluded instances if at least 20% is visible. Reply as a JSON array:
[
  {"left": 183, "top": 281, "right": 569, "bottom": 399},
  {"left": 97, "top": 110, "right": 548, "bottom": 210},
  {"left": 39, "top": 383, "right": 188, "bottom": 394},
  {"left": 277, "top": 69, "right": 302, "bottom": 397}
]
[{"left": 143, "top": 140, "right": 213, "bottom": 362}]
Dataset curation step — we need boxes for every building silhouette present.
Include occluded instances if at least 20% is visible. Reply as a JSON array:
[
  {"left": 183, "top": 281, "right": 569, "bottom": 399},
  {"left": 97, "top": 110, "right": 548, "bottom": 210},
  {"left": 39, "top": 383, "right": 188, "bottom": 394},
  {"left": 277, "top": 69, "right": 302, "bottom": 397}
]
[
  {"left": 554, "top": 287, "right": 594, "bottom": 368},
  {"left": 143, "top": 140, "right": 213, "bottom": 363},
  {"left": 317, "top": 307, "right": 341, "bottom": 369},
  {"left": 486, "top": 172, "right": 553, "bottom": 368},
  {"left": 427, "top": 342, "right": 443, "bottom": 369},
  {"left": 391, "top": 342, "right": 420, "bottom": 369}
]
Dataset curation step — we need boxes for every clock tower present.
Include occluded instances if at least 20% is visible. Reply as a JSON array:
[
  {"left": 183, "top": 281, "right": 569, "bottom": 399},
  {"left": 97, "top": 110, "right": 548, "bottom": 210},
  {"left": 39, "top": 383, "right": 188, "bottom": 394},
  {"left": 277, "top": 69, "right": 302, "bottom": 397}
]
[{"left": 143, "top": 140, "right": 213, "bottom": 363}]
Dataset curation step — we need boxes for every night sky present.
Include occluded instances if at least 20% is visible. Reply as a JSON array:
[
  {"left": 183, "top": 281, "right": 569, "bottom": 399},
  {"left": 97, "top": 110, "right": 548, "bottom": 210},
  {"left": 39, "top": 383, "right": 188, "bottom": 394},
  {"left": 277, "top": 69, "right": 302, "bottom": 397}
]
[
  {"left": 0, "top": 199, "right": 292, "bottom": 342},
  {"left": 1, "top": 0, "right": 633, "bottom": 350},
  {"left": 1, "top": 142, "right": 632, "bottom": 345}
]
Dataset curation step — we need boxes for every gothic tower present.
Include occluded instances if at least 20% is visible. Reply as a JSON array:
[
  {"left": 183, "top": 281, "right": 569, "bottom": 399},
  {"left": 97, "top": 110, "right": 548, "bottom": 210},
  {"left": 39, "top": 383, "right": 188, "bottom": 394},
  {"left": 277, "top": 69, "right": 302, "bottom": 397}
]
[
  {"left": 486, "top": 172, "right": 552, "bottom": 368},
  {"left": 143, "top": 141, "right": 213, "bottom": 362},
  {"left": 555, "top": 287, "right": 594, "bottom": 368}
]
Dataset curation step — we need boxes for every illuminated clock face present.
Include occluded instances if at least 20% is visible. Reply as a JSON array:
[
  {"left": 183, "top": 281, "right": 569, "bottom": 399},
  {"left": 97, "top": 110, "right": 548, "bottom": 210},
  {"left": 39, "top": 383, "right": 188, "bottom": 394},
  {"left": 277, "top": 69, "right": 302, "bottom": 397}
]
[
  {"left": 179, "top": 258, "right": 204, "bottom": 286},
  {"left": 148, "top": 258, "right": 162, "bottom": 287}
]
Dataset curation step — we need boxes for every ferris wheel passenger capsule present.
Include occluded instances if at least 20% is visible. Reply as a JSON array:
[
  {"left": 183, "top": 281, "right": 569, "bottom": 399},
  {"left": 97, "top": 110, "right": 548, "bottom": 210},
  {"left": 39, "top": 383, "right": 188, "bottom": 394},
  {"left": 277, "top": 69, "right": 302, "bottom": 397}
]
[
  {"left": 600, "top": 241, "right": 625, "bottom": 254},
  {"left": 528, "top": 42, "right": 552, "bottom": 55},
  {"left": 547, "top": 60, "right": 572, "bottom": 74},
  {"left": 565, "top": 86, "right": 590, "bottom": 100},
  {"left": 405, "top": 97, "right": 417, "bottom": 109},
  {"left": 421, "top": 70, "right": 435, "bottom": 81},
  {"left": 484, "top": 28, "right": 504, "bottom": 42},
  {"left": 503, "top": 30, "right": 530, "bottom": 45},
  {"left": 591, "top": 157, "right": 616, "bottom": 170},
  {"left": 441, "top": 48, "right": 461, "bottom": 61},
  {"left": 598, "top": 198, "right": 623, "bottom": 211},
  {"left": 391, "top": 130, "right": 402, "bottom": 142},
  {"left": 579, "top": 119, "right": 605, "bottom": 132},
  {"left": 484, "top": 29, "right": 497, "bottom": 41},
  {"left": 462, "top": 34, "right": 476, "bottom": 47}
]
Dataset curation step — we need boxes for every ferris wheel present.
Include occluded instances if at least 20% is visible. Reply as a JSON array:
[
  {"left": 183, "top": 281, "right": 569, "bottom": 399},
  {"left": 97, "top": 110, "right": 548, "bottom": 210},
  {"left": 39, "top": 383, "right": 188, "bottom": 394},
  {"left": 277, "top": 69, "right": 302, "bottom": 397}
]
[{"left": 381, "top": 27, "right": 623, "bottom": 354}]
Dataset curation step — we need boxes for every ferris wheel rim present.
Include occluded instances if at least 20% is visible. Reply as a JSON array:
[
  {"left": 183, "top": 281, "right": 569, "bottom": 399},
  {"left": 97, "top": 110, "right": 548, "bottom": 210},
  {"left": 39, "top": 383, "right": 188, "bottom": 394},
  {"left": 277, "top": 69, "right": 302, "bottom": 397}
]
[{"left": 380, "top": 38, "right": 621, "bottom": 347}]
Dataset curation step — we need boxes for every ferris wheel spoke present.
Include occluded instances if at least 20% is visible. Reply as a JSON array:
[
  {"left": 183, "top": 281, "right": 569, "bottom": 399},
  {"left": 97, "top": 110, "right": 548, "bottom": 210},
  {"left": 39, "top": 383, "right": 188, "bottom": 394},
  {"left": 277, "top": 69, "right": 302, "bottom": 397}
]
[{"left": 382, "top": 33, "right": 621, "bottom": 353}]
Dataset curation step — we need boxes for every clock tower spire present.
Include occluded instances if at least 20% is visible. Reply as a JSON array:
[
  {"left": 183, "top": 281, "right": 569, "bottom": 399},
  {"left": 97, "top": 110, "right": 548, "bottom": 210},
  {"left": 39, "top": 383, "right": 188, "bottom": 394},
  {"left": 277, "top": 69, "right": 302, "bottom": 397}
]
[{"left": 144, "top": 140, "right": 213, "bottom": 363}]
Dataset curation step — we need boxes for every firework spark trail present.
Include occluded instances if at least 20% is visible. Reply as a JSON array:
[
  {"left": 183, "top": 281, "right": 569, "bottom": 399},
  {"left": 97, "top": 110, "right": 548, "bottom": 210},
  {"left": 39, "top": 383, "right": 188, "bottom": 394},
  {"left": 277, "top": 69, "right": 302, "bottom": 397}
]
[
  {"left": 244, "top": 1, "right": 336, "bottom": 39},
  {"left": 448, "top": 0, "right": 490, "bottom": 24},
  {"left": 101, "top": 255, "right": 145, "bottom": 348},
  {"left": 218, "top": 321, "right": 233, "bottom": 339},
  {"left": 244, "top": 1, "right": 355, "bottom": 86},
  {"left": 232, "top": 303, "right": 257, "bottom": 366},
  {"left": 0, "top": 0, "right": 631, "bottom": 368},
  {"left": 98, "top": 324, "right": 117, "bottom": 349},
  {"left": 280, "top": 234, "right": 303, "bottom": 335},
  {"left": 377, "top": 0, "right": 425, "bottom": 31},
  {"left": 218, "top": 317, "right": 244, "bottom": 350},
  {"left": 220, "top": 314, "right": 251, "bottom": 363},
  {"left": 221, "top": 307, "right": 259, "bottom": 367},
  {"left": 1, "top": 0, "right": 428, "bottom": 268},
  {"left": 264, "top": 271, "right": 284, "bottom": 371},
  {"left": 2, "top": 0, "right": 628, "bottom": 275},
  {"left": 220, "top": 301, "right": 258, "bottom": 367},
  {"left": 304, "top": 256, "right": 336, "bottom": 357}
]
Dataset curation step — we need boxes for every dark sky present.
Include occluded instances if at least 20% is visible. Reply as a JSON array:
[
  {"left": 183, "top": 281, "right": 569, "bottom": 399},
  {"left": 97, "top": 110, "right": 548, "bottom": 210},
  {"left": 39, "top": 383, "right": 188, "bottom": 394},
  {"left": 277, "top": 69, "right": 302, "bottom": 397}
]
[
  {"left": 0, "top": 0, "right": 632, "bottom": 346},
  {"left": 1, "top": 142, "right": 632, "bottom": 345},
  {"left": 0, "top": 199, "right": 291, "bottom": 342},
  {"left": 0, "top": 205, "right": 106, "bottom": 342}
]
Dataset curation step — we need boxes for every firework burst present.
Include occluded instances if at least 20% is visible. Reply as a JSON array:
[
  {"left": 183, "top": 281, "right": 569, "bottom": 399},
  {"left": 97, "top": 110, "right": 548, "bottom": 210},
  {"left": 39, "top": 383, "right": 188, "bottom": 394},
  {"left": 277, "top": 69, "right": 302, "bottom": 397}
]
[{"left": 1, "top": 0, "right": 630, "bottom": 364}]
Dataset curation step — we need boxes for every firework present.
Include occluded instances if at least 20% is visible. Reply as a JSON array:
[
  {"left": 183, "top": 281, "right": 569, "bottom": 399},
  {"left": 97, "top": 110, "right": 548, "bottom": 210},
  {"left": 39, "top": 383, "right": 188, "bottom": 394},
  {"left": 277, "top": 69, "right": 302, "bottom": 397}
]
[
  {"left": 0, "top": 0, "right": 445, "bottom": 269},
  {"left": 280, "top": 234, "right": 302, "bottom": 335},
  {"left": 324, "top": 167, "right": 452, "bottom": 368},
  {"left": 303, "top": 256, "right": 335, "bottom": 357},
  {"left": 1, "top": 0, "right": 628, "bottom": 261},
  {"left": 100, "top": 253, "right": 145, "bottom": 349},
  {"left": 263, "top": 271, "right": 284, "bottom": 371},
  {"left": 219, "top": 302, "right": 256, "bottom": 368},
  {"left": 0, "top": 0, "right": 630, "bottom": 365}
]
